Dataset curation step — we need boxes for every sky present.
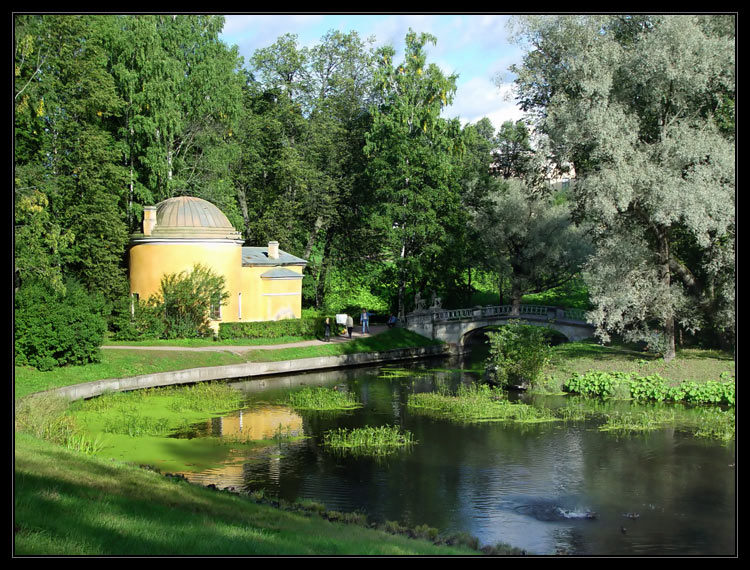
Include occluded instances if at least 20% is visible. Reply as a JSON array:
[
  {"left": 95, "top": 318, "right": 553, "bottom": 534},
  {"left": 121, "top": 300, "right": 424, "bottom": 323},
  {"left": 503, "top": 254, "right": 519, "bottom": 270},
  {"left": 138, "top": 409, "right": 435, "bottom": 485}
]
[{"left": 219, "top": 14, "right": 527, "bottom": 131}]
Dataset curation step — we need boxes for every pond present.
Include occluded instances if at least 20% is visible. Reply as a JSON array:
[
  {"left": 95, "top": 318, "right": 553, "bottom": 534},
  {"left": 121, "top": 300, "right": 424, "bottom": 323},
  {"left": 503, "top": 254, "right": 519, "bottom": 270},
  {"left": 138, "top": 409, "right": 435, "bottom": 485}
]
[{"left": 150, "top": 356, "right": 736, "bottom": 556}]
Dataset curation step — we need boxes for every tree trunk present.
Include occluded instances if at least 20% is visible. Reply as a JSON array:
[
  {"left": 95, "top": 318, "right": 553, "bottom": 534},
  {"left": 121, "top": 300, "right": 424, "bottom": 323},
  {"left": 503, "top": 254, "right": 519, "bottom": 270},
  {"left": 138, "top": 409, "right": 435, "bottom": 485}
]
[
  {"left": 236, "top": 186, "right": 251, "bottom": 239},
  {"left": 304, "top": 216, "right": 324, "bottom": 260},
  {"left": 510, "top": 277, "right": 522, "bottom": 317},
  {"left": 659, "top": 232, "right": 676, "bottom": 362}
]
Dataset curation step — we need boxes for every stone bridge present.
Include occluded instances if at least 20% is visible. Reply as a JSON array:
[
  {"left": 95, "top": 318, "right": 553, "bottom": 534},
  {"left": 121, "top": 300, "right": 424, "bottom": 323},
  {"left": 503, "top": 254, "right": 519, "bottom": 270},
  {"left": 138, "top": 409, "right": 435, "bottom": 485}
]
[{"left": 403, "top": 304, "right": 595, "bottom": 349}]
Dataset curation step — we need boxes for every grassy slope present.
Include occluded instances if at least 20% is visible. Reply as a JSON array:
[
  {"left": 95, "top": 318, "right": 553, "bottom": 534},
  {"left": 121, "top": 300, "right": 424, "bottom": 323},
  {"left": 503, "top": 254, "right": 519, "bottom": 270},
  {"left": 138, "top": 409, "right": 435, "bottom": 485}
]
[
  {"left": 14, "top": 329, "right": 441, "bottom": 400},
  {"left": 14, "top": 329, "right": 472, "bottom": 555},
  {"left": 14, "top": 433, "right": 475, "bottom": 556},
  {"left": 544, "top": 340, "right": 735, "bottom": 385}
]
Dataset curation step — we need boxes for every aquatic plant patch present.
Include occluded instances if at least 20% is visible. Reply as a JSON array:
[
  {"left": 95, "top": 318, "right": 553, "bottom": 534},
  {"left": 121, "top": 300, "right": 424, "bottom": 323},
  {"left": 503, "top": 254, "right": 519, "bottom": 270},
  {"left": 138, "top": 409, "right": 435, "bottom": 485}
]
[
  {"left": 322, "top": 425, "right": 414, "bottom": 456},
  {"left": 64, "top": 382, "right": 261, "bottom": 471},
  {"left": 15, "top": 394, "right": 104, "bottom": 456},
  {"left": 691, "top": 408, "right": 735, "bottom": 441},
  {"left": 407, "top": 384, "right": 558, "bottom": 424},
  {"left": 286, "top": 386, "right": 362, "bottom": 411},
  {"left": 598, "top": 409, "right": 677, "bottom": 433}
]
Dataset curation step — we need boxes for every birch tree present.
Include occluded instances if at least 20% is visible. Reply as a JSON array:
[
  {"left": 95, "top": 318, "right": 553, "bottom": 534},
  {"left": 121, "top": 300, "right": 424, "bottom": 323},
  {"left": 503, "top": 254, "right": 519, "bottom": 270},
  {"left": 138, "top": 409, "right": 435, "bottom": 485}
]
[{"left": 363, "top": 30, "right": 463, "bottom": 317}]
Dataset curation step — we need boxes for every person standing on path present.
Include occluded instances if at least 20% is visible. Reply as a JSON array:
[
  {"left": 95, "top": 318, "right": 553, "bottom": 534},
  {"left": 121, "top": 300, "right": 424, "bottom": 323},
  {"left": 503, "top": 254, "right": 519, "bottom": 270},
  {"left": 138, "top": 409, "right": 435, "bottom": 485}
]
[
  {"left": 324, "top": 317, "right": 331, "bottom": 342},
  {"left": 360, "top": 309, "right": 371, "bottom": 334},
  {"left": 346, "top": 314, "right": 354, "bottom": 338}
]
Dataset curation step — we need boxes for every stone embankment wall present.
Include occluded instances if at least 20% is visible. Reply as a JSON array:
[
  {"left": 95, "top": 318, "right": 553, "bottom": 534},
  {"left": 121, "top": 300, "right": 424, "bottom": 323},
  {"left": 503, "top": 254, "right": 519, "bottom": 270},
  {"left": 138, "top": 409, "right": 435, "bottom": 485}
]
[{"left": 45, "top": 345, "right": 452, "bottom": 401}]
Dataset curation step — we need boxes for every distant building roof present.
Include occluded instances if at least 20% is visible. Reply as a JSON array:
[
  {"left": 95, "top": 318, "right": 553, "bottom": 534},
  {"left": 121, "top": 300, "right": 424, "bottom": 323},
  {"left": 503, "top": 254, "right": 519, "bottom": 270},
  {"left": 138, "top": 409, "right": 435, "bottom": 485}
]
[
  {"left": 131, "top": 196, "right": 242, "bottom": 241},
  {"left": 260, "top": 267, "right": 305, "bottom": 279},
  {"left": 242, "top": 246, "right": 307, "bottom": 267}
]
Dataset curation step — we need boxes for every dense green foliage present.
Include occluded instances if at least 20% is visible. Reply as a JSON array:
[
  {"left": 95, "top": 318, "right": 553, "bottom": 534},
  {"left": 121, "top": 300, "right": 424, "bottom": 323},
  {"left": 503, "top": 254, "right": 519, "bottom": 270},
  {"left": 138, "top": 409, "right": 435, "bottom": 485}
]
[
  {"left": 219, "top": 316, "right": 322, "bottom": 340},
  {"left": 14, "top": 279, "right": 108, "bottom": 371},
  {"left": 14, "top": 14, "right": 734, "bottom": 361},
  {"left": 510, "top": 15, "right": 735, "bottom": 358},
  {"left": 564, "top": 370, "right": 735, "bottom": 406},
  {"left": 113, "top": 264, "right": 229, "bottom": 340},
  {"left": 485, "top": 321, "right": 552, "bottom": 389}
]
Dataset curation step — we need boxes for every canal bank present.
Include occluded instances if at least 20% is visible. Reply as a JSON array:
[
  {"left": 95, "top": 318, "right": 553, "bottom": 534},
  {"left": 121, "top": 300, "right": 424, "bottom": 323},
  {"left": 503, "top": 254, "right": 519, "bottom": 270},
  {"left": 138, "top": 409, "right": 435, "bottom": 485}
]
[{"left": 44, "top": 343, "right": 452, "bottom": 402}]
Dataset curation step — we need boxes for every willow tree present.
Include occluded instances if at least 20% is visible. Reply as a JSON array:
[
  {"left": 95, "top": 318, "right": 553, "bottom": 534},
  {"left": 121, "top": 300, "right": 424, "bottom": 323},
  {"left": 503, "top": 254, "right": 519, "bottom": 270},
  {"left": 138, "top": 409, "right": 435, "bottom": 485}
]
[
  {"left": 363, "top": 30, "right": 463, "bottom": 317},
  {"left": 475, "top": 179, "right": 592, "bottom": 315},
  {"left": 511, "top": 15, "right": 735, "bottom": 359}
]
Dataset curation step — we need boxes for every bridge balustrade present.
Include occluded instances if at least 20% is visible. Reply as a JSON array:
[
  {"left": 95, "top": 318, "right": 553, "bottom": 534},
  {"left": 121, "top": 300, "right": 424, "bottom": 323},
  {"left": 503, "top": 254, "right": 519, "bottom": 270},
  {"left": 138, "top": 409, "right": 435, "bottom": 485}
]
[
  {"left": 430, "top": 305, "right": 573, "bottom": 322},
  {"left": 405, "top": 304, "right": 588, "bottom": 325},
  {"left": 402, "top": 303, "right": 593, "bottom": 343}
]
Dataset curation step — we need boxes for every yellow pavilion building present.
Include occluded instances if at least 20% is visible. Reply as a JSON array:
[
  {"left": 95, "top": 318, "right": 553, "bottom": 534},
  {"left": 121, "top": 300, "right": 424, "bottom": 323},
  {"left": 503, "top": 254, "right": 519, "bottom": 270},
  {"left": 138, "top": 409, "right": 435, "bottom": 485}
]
[{"left": 128, "top": 196, "right": 306, "bottom": 331}]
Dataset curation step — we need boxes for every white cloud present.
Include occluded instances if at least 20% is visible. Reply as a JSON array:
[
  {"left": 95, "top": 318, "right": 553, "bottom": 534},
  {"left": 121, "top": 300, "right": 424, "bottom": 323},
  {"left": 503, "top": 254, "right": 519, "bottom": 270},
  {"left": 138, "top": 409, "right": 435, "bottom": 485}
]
[
  {"left": 220, "top": 14, "right": 526, "bottom": 132},
  {"left": 445, "top": 77, "right": 523, "bottom": 131}
]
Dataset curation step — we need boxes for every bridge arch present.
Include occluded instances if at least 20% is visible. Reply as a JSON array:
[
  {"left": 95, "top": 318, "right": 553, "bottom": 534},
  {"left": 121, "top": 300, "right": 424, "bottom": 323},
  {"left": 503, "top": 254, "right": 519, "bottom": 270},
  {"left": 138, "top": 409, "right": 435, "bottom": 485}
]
[
  {"left": 403, "top": 305, "right": 594, "bottom": 349},
  {"left": 456, "top": 319, "right": 574, "bottom": 350}
]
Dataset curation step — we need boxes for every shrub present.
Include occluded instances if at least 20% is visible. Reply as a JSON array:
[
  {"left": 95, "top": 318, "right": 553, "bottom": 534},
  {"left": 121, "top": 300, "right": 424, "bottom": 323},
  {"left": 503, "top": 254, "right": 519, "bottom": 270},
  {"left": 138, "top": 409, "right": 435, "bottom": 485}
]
[
  {"left": 564, "top": 371, "right": 735, "bottom": 406},
  {"left": 14, "top": 279, "right": 107, "bottom": 370},
  {"left": 111, "top": 264, "right": 228, "bottom": 340},
  {"left": 218, "top": 317, "right": 326, "bottom": 340},
  {"left": 485, "top": 321, "right": 552, "bottom": 389},
  {"left": 157, "top": 264, "right": 229, "bottom": 338},
  {"left": 109, "top": 295, "right": 166, "bottom": 340}
]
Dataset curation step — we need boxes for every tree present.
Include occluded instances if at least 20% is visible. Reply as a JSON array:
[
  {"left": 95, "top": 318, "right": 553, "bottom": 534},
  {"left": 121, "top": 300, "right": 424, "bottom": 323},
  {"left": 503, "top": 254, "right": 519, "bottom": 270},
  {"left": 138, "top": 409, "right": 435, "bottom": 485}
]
[
  {"left": 510, "top": 15, "right": 735, "bottom": 359},
  {"left": 14, "top": 15, "right": 130, "bottom": 303},
  {"left": 485, "top": 321, "right": 552, "bottom": 390},
  {"left": 105, "top": 15, "right": 244, "bottom": 212},
  {"left": 492, "top": 120, "right": 534, "bottom": 179},
  {"left": 150, "top": 264, "right": 230, "bottom": 339},
  {"left": 475, "top": 179, "right": 591, "bottom": 315},
  {"left": 363, "top": 30, "right": 463, "bottom": 317}
]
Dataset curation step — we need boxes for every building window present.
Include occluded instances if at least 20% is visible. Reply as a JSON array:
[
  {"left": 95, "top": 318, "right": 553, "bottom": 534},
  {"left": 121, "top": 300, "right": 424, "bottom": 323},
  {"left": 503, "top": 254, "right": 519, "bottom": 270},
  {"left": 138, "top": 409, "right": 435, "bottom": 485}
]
[
  {"left": 131, "top": 293, "right": 139, "bottom": 317},
  {"left": 210, "top": 294, "right": 222, "bottom": 321}
]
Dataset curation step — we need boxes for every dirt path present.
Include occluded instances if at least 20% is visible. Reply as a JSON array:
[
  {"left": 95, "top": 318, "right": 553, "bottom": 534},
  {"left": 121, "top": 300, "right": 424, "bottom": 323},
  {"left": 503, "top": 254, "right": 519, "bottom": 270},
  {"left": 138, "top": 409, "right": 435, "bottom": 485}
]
[{"left": 102, "top": 325, "right": 389, "bottom": 355}]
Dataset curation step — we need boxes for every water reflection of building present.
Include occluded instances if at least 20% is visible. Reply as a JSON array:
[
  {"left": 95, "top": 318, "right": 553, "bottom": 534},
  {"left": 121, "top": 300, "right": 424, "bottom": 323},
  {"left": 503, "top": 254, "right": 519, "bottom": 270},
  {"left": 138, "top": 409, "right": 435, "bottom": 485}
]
[
  {"left": 180, "top": 406, "right": 305, "bottom": 489},
  {"left": 208, "top": 406, "right": 304, "bottom": 441}
]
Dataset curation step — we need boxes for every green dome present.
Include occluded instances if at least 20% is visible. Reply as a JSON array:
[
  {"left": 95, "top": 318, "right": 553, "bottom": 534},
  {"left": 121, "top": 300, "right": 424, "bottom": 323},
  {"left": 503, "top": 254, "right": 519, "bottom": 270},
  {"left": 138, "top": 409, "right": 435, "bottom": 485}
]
[{"left": 145, "top": 196, "right": 242, "bottom": 240}]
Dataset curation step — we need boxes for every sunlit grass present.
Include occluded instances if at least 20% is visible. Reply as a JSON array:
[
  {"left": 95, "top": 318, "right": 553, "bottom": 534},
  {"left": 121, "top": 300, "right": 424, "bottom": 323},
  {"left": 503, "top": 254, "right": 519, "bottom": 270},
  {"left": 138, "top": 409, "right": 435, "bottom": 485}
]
[{"left": 14, "top": 433, "right": 476, "bottom": 555}]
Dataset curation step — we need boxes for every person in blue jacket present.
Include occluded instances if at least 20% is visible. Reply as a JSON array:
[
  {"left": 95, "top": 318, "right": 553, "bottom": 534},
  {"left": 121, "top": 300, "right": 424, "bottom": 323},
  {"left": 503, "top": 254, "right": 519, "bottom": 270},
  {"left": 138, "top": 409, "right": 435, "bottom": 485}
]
[{"left": 360, "top": 309, "right": 371, "bottom": 334}]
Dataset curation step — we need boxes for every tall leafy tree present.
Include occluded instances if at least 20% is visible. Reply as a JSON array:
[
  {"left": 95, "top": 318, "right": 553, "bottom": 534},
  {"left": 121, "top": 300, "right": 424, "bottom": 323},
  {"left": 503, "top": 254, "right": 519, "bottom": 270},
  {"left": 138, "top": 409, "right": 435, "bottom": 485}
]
[
  {"left": 475, "top": 179, "right": 592, "bottom": 315},
  {"left": 511, "top": 15, "right": 735, "bottom": 359},
  {"left": 363, "top": 30, "right": 463, "bottom": 317},
  {"left": 237, "top": 31, "right": 377, "bottom": 310},
  {"left": 14, "top": 15, "right": 129, "bottom": 301},
  {"left": 105, "top": 15, "right": 244, "bottom": 214},
  {"left": 492, "top": 119, "right": 534, "bottom": 179}
]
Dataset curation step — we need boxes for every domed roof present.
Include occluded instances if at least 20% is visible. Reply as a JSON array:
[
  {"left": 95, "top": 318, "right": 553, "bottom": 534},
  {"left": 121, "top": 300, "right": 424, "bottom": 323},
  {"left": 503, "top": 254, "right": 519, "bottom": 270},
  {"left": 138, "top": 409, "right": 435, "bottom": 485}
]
[{"left": 143, "top": 196, "right": 242, "bottom": 240}]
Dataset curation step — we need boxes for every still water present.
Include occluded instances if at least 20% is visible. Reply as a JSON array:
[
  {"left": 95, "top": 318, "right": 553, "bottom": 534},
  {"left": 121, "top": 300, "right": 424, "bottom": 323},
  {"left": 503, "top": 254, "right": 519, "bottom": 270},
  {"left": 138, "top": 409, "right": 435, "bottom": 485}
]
[{"left": 177, "top": 358, "right": 736, "bottom": 556}]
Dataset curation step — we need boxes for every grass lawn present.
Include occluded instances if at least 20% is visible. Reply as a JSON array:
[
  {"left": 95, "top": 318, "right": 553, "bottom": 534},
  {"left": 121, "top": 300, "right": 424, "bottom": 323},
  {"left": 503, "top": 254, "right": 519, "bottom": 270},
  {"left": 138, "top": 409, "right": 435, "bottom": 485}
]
[
  {"left": 14, "top": 328, "right": 443, "bottom": 400},
  {"left": 544, "top": 340, "right": 735, "bottom": 385},
  {"left": 14, "top": 432, "right": 477, "bottom": 556},
  {"left": 241, "top": 328, "right": 443, "bottom": 362},
  {"left": 14, "top": 350, "right": 247, "bottom": 400},
  {"left": 103, "top": 334, "right": 319, "bottom": 347}
]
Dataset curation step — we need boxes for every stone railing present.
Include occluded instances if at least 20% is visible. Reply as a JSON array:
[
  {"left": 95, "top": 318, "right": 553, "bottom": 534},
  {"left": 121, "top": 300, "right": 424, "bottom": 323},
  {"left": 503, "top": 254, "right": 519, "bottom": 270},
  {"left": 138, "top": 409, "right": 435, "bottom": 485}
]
[{"left": 405, "top": 305, "right": 588, "bottom": 325}]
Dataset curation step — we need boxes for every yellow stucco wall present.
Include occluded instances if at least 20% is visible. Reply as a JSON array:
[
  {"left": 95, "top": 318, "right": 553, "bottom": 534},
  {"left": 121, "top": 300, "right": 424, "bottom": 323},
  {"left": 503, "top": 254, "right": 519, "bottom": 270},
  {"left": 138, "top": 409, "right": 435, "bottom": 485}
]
[
  {"left": 130, "top": 241, "right": 304, "bottom": 328},
  {"left": 239, "top": 265, "right": 304, "bottom": 321},
  {"left": 129, "top": 241, "right": 242, "bottom": 330}
]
